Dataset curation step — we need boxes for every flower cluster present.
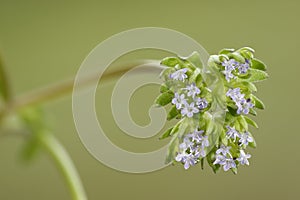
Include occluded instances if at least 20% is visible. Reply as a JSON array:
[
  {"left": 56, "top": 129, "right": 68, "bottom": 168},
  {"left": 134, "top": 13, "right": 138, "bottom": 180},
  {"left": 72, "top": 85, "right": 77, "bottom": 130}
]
[
  {"left": 175, "top": 129, "right": 209, "bottom": 169},
  {"left": 171, "top": 81, "right": 208, "bottom": 118},
  {"left": 226, "top": 88, "right": 254, "bottom": 115},
  {"left": 222, "top": 59, "right": 250, "bottom": 82},
  {"left": 155, "top": 47, "right": 268, "bottom": 174}
]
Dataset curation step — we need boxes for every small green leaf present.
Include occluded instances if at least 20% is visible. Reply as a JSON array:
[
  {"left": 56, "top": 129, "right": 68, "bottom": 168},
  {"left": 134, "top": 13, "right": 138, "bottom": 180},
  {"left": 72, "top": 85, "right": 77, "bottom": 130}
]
[
  {"left": 167, "top": 105, "right": 179, "bottom": 120},
  {"left": 159, "top": 127, "right": 173, "bottom": 140},
  {"left": 154, "top": 92, "right": 173, "bottom": 107},
  {"left": 251, "top": 58, "right": 267, "bottom": 71},
  {"left": 165, "top": 121, "right": 188, "bottom": 164},
  {"left": 200, "top": 158, "right": 204, "bottom": 170},
  {"left": 230, "top": 52, "right": 245, "bottom": 63},
  {"left": 218, "top": 48, "right": 235, "bottom": 55},
  {"left": 243, "top": 116, "right": 259, "bottom": 128},
  {"left": 189, "top": 68, "right": 201, "bottom": 83},
  {"left": 160, "top": 84, "right": 168, "bottom": 93},
  {"left": 248, "top": 132, "right": 257, "bottom": 148},
  {"left": 247, "top": 69, "right": 269, "bottom": 82},
  {"left": 238, "top": 116, "right": 248, "bottom": 131},
  {"left": 160, "top": 57, "right": 181, "bottom": 67},
  {"left": 249, "top": 108, "right": 257, "bottom": 116},
  {"left": 251, "top": 94, "right": 265, "bottom": 110},
  {"left": 238, "top": 47, "right": 255, "bottom": 53},
  {"left": 184, "top": 51, "right": 203, "bottom": 69}
]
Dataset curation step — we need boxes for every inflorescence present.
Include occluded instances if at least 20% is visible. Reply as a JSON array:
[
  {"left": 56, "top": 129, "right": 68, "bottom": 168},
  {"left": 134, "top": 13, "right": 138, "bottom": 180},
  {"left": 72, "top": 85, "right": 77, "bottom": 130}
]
[{"left": 155, "top": 47, "right": 268, "bottom": 174}]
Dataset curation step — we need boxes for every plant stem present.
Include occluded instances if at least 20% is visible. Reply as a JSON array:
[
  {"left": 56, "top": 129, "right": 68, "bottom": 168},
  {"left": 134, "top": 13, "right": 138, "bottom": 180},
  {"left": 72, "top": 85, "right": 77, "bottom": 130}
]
[
  {"left": 0, "top": 54, "right": 12, "bottom": 102},
  {"left": 39, "top": 131, "right": 88, "bottom": 200},
  {"left": 2, "top": 60, "right": 160, "bottom": 114}
]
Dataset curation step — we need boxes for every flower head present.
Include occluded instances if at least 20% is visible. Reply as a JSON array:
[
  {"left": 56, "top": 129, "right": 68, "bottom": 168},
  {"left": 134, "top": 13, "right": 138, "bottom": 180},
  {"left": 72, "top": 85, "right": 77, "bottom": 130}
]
[
  {"left": 237, "top": 99, "right": 254, "bottom": 115},
  {"left": 172, "top": 93, "right": 186, "bottom": 110},
  {"left": 226, "top": 126, "right": 240, "bottom": 141},
  {"left": 170, "top": 68, "right": 188, "bottom": 81},
  {"left": 175, "top": 152, "right": 198, "bottom": 170},
  {"left": 239, "top": 132, "right": 254, "bottom": 146},
  {"left": 216, "top": 145, "right": 231, "bottom": 156},
  {"left": 181, "top": 102, "right": 199, "bottom": 118},
  {"left": 194, "top": 97, "right": 208, "bottom": 110},
  {"left": 185, "top": 83, "right": 201, "bottom": 98},
  {"left": 237, "top": 150, "right": 251, "bottom": 165}
]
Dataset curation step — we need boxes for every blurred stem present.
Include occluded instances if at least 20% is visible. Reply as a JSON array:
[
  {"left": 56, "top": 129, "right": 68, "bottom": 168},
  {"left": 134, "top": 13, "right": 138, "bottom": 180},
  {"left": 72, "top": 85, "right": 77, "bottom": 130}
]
[
  {"left": 40, "top": 131, "right": 87, "bottom": 200},
  {"left": 2, "top": 60, "right": 160, "bottom": 116},
  {"left": 0, "top": 54, "right": 12, "bottom": 102}
]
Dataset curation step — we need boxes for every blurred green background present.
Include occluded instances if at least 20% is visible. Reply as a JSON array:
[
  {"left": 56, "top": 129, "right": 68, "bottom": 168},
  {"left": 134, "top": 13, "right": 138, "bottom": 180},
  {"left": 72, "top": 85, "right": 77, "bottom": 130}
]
[{"left": 0, "top": 0, "right": 299, "bottom": 199}]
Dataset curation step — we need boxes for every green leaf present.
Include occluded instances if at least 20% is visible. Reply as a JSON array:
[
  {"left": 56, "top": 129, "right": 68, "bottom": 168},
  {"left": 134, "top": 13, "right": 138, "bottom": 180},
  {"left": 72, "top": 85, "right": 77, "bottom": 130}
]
[
  {"left": 189, "top": 68, "right": 201, "bottom": 83},
  {"left": 218, "top": 48, "right": 235, "bottom": 55},
  {"left": 238, "top": 116, "right": 248, "bottom": 131},
  {"left": 230, "top": 52, "right": 245, "bottom": 63},
  {"left": 206, "top": 148, "right": 221, "bottom": 173},
  {"left": 251, "top": 94, "right": 265, "bottom": 109},
  {"left": 159, "top": 127, "right": 173, "bottom": 140},
  {"left": 165, "top": 121, "right": 188, "bottom": 164},
  {"left": 160, "top": 57, "right": 181, "bottom": 67},
  {"left": 243, "top": 116, "right": 258, "bottom": 128},
  {"left": 238, "top": 47, "right": 255, "bottom": 53},
  {"left": 184, "top": 51, "right": 203, "bottom": 69},
  {"left": 234, "top": 80, "right": 257, "bottom": 92},
  {"left": 247, "top": 69, "right": 269, "bottom": 82},
  {"left": 154, "top": 92, "right": 173, "bottom": 107},
  {"left": 167, "top": 105, "right": 179, "bottom": 120},
  {"left": 249, "top": 108, "right": 257, "bottom": 116},
  {"left": 160, "top": 84, "right": 168, "bottom": 93},
  {"left": 251, "top": 58, "right": 267, "bottom": 71},
  {"left": 248, "top": 132, "right": 257, "bottom": 148}
]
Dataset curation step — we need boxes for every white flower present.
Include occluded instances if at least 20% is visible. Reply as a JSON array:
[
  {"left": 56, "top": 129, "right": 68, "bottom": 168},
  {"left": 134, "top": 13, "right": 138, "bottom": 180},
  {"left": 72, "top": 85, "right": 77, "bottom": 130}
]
[
  {"left": 222, "top": 59, "right": 238, "bottom": 71},
  {"left": 187, "top": 129, "right": 204, "bottom": 143},
  {"left": 179, "top": 137, "right": 194, "bottom": 151},
  {"left": 213, "top": 154, "right": 226, "bottom": 165},
  {"left": 226, "top": 88, "right": 245, "bottom": 102},
  {"left": 194, "top": 97, "right": 208, "bottom": 109},
  {"left": 181, "top": 102, "right": 199, "bottom": 118},
  {"left": 216, "top": 145, "right": 231, "bottom": 156},
  {"left": 172, "top": 93, "right": 186, "bottom": 109},
  {"left": 201, "top": 135, "right": 210, "bottom": 148},
  {"left": 239, "top": 132, "right": 254, "bottom": 146},
  {"left": 237, "top": 60, "right": 250, "bottom": 74},
  {"left": 226, "top": 126, "right": 240, "bottom": 141},
  {"left": 237, "top": 99, "right": 254, "bottom": 115},
  {"left": 237, "top": 150, "right": 251, "bottom": 165},
  {"left": 185, "top": 83, "right": 201, "bottom": 98},
  {"left": 222, "top": 70, "right": 236, "bottom": 82},
  {"left": 223, "top": 158, "right": 236, "bottom": 171},
  {"left": 175, "top": 152, "right": 198, "bottom": 170},
  {"left": 170, "top": 68, "right": 188, "bottom": 81}
]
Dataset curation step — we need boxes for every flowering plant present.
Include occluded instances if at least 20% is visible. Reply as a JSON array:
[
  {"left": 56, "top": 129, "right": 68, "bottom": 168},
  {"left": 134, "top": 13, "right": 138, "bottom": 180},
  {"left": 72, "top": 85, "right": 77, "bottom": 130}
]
[{"left": 155, "top": 47, "right": 268, "bottom": 173}]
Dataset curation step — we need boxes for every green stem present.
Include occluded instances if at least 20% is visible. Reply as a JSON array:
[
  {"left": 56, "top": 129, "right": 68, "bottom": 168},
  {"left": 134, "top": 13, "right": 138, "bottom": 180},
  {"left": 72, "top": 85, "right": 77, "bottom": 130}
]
[
  {"left": 39, "top": 132, "right": 88, "bottom": 200},
  {"left": 2, "top": 60, "right": 160, "bottom": 115},
  {"left": 0, "top": 54, "right": 12, "bottom": 102}
]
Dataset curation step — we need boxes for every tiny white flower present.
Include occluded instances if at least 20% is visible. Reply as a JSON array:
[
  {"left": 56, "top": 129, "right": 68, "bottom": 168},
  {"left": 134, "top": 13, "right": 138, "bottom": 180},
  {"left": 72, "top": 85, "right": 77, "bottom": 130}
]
[
  {"left": 170, "top": 68, "right": 188, "bottom": 81},
  {"left": 239, "top": 132, "right": 254, "bottom": 146},
  {"left": 213, "top": 154, "right": 226, "bottom": 165},
  {"left": 216, "top": 145, "right": 231, "bottom": 156},
  {"left": 181, "top": 102, "right": 199, "bottom": 118},
  {"left": 172, "top": 93, "right": 186, "bottom": 109},
  {"left": 236, "top": 99, "right": 254, "bottom": 115},
  {"left": 185, "top": 83, "right": 201, "bottom": 98},
  {"left": 187, "top": 129, "right": 204, "bottom": 143},
  {"left": 223, "top": 158, "right": 236, "bottom": 171},
  {"left": 179, "top": 137, "right": 194, "bottom": 151},
  {"left": 175, "top": 152, "right": 198, "bottom": 170},
  {"left": 237, "top": 150, "right": 251, "bottom": 165},
  {"left": 194, "top": 97, "right": 208, "bottom": 110},
  {"left": 226, "top": 126, "right": 240, "bottom": 141}
]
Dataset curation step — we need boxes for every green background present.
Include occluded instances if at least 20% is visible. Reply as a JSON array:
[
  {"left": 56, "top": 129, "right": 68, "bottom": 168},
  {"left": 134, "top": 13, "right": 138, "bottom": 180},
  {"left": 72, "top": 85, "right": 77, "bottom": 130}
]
[{"left": 0, "top": 0, "right": 299, "bottom": 199}]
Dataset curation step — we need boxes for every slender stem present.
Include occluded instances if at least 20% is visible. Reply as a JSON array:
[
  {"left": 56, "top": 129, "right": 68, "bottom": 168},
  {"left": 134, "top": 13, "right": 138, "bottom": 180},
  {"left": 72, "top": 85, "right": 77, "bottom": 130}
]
[
  {"left": 0, "top": 54, "right": 12, "bottom": 102},
  {"left": 39, "top": 131, "right": 88, "bottom": 200},
  {"left": 2, "top": 60, "right": 160, "bottom": 114}
]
